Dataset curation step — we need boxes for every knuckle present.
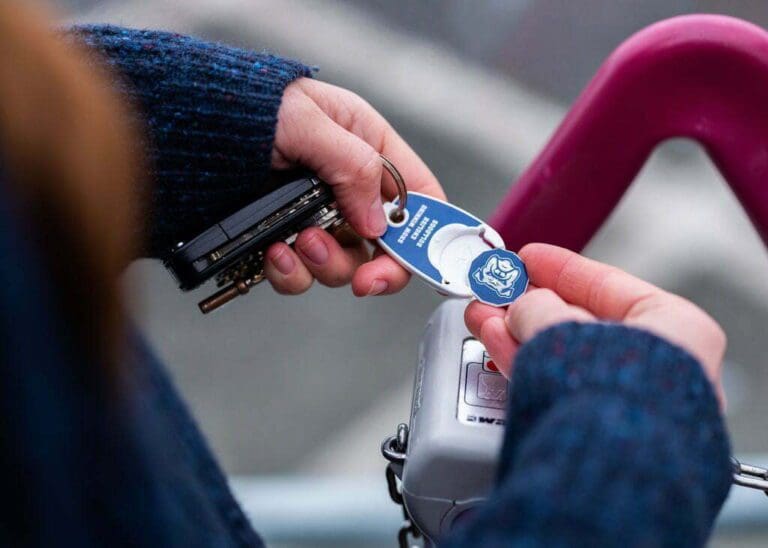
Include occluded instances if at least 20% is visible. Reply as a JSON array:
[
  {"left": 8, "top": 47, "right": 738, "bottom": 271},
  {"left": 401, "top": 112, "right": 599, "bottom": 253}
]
[
  {"left": 518, "top": 243, "right": 537, "bottom": 258},
  {"left": 506, "top": 290, "right": 538, "bottom": 321},
  {"left": 292, "top": 76, "right": 313, "bottom": 93},
  {"left": 526, "top": 287, "right": 557, "bottom": 304},
  {"left": 343, "top": 89, "right": 370, "bottom": 109},
  {"left": 628, "top": 292, "right": 666, "bottom": 316},
  {"left": 338, "top": 89, "right": 374, "bottom": 119},
  {"left": 347, "top": 146, "right": 382, "bottom": 186},
  {"left": 505, "top": 298, "right": 525, "bottom": 326},
  {"left": 298, "top": 98, "right": 325, "bottom": 128},
  {"left": 280, "top": 87, "right": 312, "bottom": 120},
  {"left": 281, "top": 80, "right": 303, "bottom": 102},
  {"left": 275, "top": 95, "right": 320, "bottom": 153},
  {"left": 587, "top": 268, "right": 618, "bottom": 311}
]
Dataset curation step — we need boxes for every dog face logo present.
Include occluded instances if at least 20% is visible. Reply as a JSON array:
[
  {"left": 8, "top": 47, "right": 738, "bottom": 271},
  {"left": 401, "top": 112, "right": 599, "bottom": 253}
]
[{"left": 472, "top": 253, "right": 520, "bottom": 297}]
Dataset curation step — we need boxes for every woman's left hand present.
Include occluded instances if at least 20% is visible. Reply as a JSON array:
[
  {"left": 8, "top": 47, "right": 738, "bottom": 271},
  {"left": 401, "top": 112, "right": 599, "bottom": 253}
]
[{"left": 264, "top": 78, "right": 446, "bottom": 297}]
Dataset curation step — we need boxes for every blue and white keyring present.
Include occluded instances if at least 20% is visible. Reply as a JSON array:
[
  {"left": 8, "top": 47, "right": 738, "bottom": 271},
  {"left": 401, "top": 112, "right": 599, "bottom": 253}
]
[
  {"left": 378, "top": 157, "right": 528, "bottom": 306},
  {"left": 377, "top": 157, "right": 528, "bottom": 307}
]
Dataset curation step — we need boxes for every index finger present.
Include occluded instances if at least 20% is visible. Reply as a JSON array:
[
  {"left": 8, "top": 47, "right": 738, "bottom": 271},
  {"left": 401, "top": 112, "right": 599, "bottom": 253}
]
[{"left": 519, "top": 243, "right": 660, "bottom": 320}]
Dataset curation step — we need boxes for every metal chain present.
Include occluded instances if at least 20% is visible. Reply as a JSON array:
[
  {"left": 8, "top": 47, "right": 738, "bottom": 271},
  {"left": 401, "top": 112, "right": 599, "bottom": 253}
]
[
  {"left": 382, "top": 424, "right": 422, "bottom": 548},
  {"left": 732, "top": 457, "right": 768, "bottom": 495}
]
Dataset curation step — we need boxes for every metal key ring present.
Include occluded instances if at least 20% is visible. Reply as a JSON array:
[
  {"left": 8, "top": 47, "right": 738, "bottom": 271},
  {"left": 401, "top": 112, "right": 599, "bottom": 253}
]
[{"left": 380, "top": 154, "right": 408, "bottom": 223}]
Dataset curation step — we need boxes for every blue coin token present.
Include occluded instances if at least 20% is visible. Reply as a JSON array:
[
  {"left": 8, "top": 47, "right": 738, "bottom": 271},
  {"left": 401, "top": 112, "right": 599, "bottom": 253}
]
[{"left": 467, "top": 249, "right": 528, "bottom": 307}]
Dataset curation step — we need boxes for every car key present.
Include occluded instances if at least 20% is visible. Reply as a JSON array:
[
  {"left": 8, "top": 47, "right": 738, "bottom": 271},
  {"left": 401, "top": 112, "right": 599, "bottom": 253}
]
[
  {"left": 163, "top": 155, "right": 406, "bottom": 314},
  {"left": 164, "top": 172, "right": 345, "bottom": 313}
]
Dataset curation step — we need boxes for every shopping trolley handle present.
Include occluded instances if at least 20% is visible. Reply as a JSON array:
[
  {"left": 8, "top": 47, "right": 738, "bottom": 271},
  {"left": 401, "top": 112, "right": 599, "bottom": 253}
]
[{"left": 491, "top": 14, "right": 768, "bottom": 252}]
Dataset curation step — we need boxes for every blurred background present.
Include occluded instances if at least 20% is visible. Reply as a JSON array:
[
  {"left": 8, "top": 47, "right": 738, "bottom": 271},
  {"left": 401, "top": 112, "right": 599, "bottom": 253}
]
[{"left": 53, "top": 0, "right": 768, "bottom": 546}]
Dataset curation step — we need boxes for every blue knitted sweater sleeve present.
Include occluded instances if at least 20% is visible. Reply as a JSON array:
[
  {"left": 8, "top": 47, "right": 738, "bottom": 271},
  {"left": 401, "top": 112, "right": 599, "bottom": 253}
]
[
  {"left": 443, "top": 322, "right": 732, "bottom": 548},
  {"left": 65, "top": 25, "right": 313, "bottom": 256}
]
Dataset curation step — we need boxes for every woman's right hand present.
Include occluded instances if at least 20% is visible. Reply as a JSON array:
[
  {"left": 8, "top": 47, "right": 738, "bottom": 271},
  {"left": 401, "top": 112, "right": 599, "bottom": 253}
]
[{"left": 465, "top": 243, "right": 727, "bottom": 405}]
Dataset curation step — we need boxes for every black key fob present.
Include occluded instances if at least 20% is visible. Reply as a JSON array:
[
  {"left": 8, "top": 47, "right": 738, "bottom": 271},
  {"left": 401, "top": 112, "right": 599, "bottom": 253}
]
[{"left": 164, "top": 174, "right": 345, "bottom": 313}]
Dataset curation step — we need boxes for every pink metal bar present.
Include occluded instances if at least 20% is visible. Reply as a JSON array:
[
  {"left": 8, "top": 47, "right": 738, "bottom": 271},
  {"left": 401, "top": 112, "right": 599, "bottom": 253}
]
[{"left": 491, "top": 15, "right": 768, "bottom": 252}]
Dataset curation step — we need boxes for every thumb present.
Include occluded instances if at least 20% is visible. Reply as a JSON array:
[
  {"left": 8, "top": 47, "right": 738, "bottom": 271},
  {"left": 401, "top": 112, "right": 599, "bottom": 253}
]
[{"left": 275, "top": 94, "right": 387, "bottom": 239}]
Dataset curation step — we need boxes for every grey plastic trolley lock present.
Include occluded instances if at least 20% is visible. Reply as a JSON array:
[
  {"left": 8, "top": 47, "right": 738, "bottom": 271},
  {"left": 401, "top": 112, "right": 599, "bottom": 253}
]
[
  {"left": 383, "top": 305, "right": 768, "bottom": 547},
  {"left": 382, "top": 300, "right": 507, "bottom": 546}
]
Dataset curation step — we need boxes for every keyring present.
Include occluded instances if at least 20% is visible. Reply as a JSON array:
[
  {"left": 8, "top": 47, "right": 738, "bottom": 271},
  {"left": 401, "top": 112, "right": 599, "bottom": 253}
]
[{"left": 380, "top": 154, "right": 408, "bottom": 223}]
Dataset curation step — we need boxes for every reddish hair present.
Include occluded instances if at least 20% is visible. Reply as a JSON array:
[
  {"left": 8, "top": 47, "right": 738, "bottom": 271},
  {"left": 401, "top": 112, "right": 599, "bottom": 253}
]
[{"left": 0, "top": 1, "right": 142, "bottom": 373}]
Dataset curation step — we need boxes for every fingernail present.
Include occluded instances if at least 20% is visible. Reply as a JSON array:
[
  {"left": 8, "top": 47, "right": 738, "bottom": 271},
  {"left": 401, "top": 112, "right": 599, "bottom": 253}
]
[
  {"left": 367, "top": 198, "right": 387, "bottom": 237},
  {"left": 271, "top": 249, "right": 295, "bottom": 275},
  {"left": 299, "top": 234, "right": 329, "bottom": 265},
  {"left": 367, "top": 279, "right": 388, "bottom": 296}
]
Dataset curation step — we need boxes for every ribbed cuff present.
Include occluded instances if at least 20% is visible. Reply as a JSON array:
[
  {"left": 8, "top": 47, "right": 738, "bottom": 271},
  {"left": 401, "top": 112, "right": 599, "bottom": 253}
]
[
  {"left": 66, "top": 25, "right": 314, "bottom": 255},
  {"left": 500, "top": 322, "right": 731, "bottom": 508}
]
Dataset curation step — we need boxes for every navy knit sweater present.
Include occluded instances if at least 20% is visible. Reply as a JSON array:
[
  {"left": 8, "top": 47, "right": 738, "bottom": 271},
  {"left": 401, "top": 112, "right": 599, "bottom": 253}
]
[
  {"left": 53, "top": 26, "right": 730, "bottom": 547},
  {"left": 67, "top": 25, "right": 313, "bottom": 257}
]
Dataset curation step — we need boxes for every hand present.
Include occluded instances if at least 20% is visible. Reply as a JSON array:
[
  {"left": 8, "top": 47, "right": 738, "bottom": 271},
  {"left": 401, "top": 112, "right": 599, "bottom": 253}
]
[
  {"left": 465, "top": 243, "right": 726, "bottom": 402},
  {"left": 265, "top": 78, "right": 446, "bottom": 296}
]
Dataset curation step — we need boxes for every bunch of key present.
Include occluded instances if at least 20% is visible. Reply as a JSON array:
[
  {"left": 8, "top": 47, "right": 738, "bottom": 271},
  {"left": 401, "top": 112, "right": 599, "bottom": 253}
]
[
  {"left": 164, "top": 174, "right": 345, "bottom": 313},
  {"left": 164, "top": 159, "right": 528, "bottom": 313}
]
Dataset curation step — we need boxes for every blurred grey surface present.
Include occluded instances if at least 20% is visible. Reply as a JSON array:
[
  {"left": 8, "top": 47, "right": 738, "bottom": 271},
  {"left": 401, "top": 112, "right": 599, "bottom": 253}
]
[
  {"left": 55, "top": 0, "right": 768, "bottom": 545},
  {"left": 346, "top": 0, "right": 768, "bottom": 103}
]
